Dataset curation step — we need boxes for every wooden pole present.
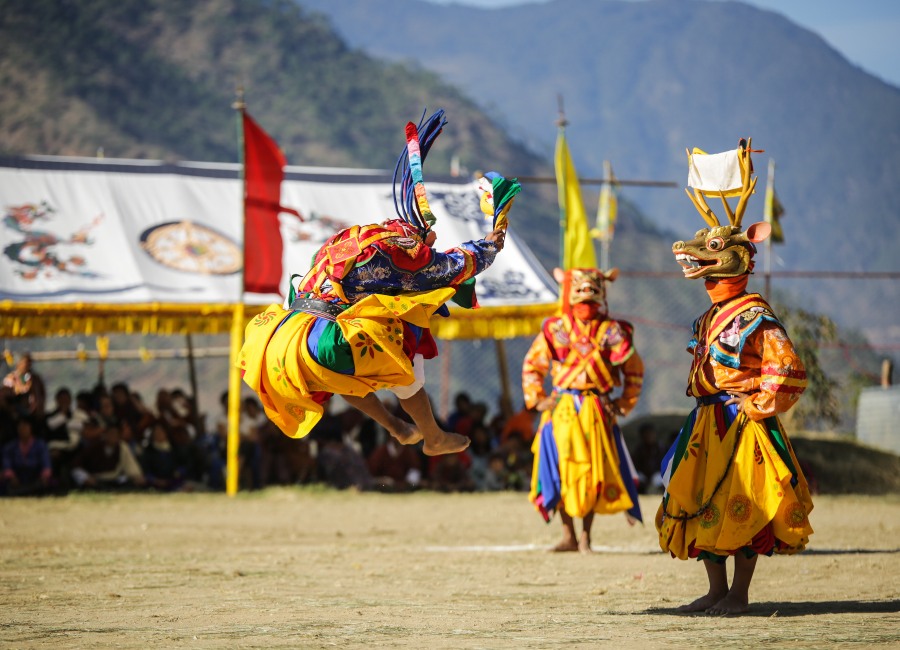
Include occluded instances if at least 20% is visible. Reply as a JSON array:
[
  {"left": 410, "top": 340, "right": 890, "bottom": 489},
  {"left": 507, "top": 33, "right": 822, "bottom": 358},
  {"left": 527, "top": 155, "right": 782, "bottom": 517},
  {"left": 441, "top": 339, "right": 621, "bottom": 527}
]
[
  {"left": 495, "top": 339, "right": 513, "bottom": 418},
  {"left": 556, "top": 95, "right": 568, "bottom": 270},
  {"left": 764, "top": 158, "right": 775, "bottom": 300},
  {"left": 600, "top": 159, "right": 612, "bottom": 272},
  {"left": 185, "top": 332, "right": 202, "bottom": 434},
  {"left": 440, "top": 339, "right": 452, "bottom": 422}
]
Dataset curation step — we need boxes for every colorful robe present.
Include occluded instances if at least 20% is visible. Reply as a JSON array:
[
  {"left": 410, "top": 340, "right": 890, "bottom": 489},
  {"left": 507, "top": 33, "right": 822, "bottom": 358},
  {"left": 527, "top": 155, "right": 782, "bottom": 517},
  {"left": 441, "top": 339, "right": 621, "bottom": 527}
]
[
  {"left": 524, "top": 314, "right": 644, "bottom": 521},
  {"left": 656, "top": 292, "right": 814, "bottom": 561},
  {"left": 239, "top": 223, "right": 499, "bottom": 439}
]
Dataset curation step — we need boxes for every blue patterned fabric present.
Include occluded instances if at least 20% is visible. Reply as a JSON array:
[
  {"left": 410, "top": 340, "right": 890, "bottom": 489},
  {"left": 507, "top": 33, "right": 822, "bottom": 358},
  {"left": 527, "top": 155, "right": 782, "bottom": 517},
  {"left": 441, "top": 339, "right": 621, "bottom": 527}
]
[{"left": 339, "top": 239, "right": 499, "bottom": 304}]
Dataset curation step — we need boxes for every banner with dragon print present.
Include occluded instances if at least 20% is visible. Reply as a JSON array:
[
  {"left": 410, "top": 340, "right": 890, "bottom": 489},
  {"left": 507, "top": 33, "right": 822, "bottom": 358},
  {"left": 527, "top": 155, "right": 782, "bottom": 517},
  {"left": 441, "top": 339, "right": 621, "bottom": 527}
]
[{"left": 0, "top": 156, "right": 556, "bottom": 307}]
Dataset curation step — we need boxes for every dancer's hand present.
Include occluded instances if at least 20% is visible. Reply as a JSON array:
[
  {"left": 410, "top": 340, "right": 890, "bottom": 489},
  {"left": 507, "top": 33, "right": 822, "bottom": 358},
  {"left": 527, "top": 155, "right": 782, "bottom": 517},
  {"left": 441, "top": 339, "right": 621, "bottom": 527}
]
[
  {"left": 725, "top": 391, "right": 749, "bottom": 411},
  {"left": 535, "top": 395, "right": 557, "bottom": 412},
  {"left": 485, "top": 228, "right": 506, "bottom": 250}
]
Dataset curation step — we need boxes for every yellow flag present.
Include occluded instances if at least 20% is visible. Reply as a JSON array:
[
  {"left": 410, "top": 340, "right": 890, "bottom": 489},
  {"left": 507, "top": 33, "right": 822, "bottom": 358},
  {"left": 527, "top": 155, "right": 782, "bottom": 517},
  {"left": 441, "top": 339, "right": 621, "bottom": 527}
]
[
  {"left": 591, "top": 169, "right": 618, "bottom": 243},
  {"left": 764, "top": 184, "right": 785, "bottom": 243},
  {"left": 556, "top": 130, "right": 597, "bottom": 269}
]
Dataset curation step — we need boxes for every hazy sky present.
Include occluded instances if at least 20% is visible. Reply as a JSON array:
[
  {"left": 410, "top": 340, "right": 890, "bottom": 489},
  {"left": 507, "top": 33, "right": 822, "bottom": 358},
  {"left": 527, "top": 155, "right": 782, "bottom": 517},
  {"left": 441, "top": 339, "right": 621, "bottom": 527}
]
[{"left": 426, "top": 0, "right": 900, "bottom": 88}]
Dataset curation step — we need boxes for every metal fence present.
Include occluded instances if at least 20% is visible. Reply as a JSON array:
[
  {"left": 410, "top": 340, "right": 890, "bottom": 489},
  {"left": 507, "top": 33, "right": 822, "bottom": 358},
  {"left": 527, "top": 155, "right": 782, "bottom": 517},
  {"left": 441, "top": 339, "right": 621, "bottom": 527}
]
[{"left": 3, "top": 274, "right": 896, "bottom": 436}]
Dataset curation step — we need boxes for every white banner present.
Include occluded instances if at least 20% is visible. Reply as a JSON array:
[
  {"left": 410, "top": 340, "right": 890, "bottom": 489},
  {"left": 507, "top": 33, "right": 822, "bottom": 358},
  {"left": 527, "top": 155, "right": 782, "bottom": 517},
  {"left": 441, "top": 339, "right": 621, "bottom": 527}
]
[{"left": 0, "top": 157, "right": 556, "bottom": 307}]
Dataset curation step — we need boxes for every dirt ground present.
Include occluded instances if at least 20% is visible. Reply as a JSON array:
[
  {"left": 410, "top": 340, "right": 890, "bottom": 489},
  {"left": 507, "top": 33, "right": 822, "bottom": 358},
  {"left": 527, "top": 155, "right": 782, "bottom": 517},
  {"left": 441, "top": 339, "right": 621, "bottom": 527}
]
[{"left": 1, "top": 490, "right": 898, "bottom": 649}]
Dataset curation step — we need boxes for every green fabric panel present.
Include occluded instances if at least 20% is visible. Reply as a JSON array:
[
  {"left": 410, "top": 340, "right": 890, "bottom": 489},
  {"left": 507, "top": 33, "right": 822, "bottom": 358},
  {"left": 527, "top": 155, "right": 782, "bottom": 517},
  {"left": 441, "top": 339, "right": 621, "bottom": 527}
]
[
  {"left": 764, "top": 416, "right": 797, "bottom": 478},
  {"left": 668, "top": 411, "right": 696, "bottom": 477},
  {"left": 451, "top": 278, "right": 477, "bottom": 308},
  {"left": 316, "top": 321, "right": 355, "bottom": 374}
]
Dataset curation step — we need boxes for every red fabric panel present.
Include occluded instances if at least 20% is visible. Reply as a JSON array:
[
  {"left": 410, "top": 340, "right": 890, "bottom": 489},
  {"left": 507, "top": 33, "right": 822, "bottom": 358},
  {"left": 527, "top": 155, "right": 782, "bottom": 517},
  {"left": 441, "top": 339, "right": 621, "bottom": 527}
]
[{"left": 243, "top": 112, "right": 286, "bottom": 295}]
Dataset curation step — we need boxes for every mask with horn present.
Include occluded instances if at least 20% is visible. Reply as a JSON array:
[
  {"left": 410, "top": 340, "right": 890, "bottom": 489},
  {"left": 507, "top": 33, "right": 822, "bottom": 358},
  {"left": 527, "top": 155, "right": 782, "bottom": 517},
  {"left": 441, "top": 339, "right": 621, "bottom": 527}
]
[
  {"left": 674, "top": 138, "right": 771, "bottom": 284},
  {"left": 553, "top": 266, "right": 619, "bottom": 320}
]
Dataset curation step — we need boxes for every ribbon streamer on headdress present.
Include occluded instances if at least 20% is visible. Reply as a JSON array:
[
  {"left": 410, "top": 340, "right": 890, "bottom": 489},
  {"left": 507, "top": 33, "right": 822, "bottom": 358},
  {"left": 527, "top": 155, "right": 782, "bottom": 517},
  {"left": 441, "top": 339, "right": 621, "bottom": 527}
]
[{"left": 392, "top": 109, "right": 448, "bottom": 232}]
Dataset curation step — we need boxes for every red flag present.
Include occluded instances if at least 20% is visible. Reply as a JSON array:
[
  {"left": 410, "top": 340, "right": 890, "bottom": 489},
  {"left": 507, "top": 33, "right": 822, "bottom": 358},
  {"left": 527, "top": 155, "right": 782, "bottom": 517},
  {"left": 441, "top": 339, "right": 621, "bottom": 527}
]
[{"left": 242, "top": 112, "right": 299, "bottom": 295}]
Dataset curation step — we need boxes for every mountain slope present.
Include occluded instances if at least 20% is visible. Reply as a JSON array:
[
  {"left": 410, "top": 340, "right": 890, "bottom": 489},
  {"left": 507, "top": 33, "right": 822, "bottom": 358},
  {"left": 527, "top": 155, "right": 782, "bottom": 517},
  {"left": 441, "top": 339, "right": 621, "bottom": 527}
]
[
  {"left": 0, "top": 0, "right": 547, "bottom": 174},
  {"left": 298, "top": 0, "right": 900, "bottom": 272}
]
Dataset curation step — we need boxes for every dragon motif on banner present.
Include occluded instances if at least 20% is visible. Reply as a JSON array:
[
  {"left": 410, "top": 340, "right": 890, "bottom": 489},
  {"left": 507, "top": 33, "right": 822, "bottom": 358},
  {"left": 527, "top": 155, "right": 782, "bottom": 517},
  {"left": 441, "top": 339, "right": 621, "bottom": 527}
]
[{"left": 2, "top": 202, "right": 101, "bottom": 280}]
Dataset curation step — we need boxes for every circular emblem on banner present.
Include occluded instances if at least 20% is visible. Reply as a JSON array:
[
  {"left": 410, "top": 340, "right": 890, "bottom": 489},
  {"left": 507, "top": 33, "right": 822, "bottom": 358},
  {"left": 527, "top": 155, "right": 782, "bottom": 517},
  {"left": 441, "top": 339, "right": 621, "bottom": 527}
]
[{"left": 140, "top": 221, "right": 241, "bottom": 274}]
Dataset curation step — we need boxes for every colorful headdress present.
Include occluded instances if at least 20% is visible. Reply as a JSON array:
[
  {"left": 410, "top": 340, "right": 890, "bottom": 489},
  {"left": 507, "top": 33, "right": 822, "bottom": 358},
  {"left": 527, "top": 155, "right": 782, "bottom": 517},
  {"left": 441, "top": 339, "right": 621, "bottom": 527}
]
[
  {"left": 477, "top": 171, "right": 522, "bottom": 231},
  {"left": 392, "top": 109, "right": 448, "bottom": 234},
  {"left": 674, "top": 138, "right": 771, "bottom": 280}
]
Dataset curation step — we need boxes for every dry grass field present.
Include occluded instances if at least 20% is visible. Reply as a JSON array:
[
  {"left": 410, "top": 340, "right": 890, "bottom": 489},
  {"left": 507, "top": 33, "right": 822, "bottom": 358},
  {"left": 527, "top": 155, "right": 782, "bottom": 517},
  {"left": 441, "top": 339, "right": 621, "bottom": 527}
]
[{"left": 2, "top": 490, "right": 898, "bottom": 649}]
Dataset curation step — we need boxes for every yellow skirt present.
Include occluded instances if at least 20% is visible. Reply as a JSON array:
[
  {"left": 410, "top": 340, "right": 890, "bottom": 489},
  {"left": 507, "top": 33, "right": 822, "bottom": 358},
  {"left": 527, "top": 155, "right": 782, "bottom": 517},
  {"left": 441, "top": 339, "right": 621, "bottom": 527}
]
[
  {"left": 529, "top": 392, "right": 634, "bottom": 519},
  {"left": 238, "top": 288, "right": 455, "bottom": 439},
  {"left": 656, "top": 407, "right": 814, "bottom": 560}
]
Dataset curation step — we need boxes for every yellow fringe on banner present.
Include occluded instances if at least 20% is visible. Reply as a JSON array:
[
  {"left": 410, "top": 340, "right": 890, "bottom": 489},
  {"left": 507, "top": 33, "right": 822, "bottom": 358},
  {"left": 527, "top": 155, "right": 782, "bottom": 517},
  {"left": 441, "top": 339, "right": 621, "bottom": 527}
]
[
  {"left": 96, "top": 336, "right": 110, "bottom": 359},
  {"left": 0, "top": 301, "right": 558, "bottom": 341},
  {"left": 429, "top": 303, "right": 557, "bottom": 340},
  {"left": 0, "top": 302, "right": 266, "bottom": 338}
]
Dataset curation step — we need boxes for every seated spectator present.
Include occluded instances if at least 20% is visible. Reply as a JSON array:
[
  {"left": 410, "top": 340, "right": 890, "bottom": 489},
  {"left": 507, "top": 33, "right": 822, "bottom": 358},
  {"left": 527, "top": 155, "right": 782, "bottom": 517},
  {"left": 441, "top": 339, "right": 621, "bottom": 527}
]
[
  {"left": 446, "top": 392, "right": 472, "bottom": 434},
  {"left": 500, "top": 404, "right": 538, "bottom": 445},
  {"left": 466, "top": 423, "right": 496, "bottom": 491},
  {"left": 0, "top": 386, "right": 19, "bottom": 448},
  {"left": 202, "top": 390, "right": 231, "bottom": 490},
  {"left": 71, "top": 423, "right": 145, "bottom": 490},
  {"left": 96, "top": 394, "right": 134, "bottom": 448},
  {"left": 239, "top": 397, "right": 266, "bottom": 490},
  {"left": 454, "top": 400, "right": 488, "bottom": 437},
  {"left": 314, "top": 413, "right": 372, "bottom": 491},
  {"left": 1, "top": 417, "right": 52, "bottom": 496},
  {"left": 43, "top": 387, "right": 87, "bottom": 486},
  {"left": 480, "top": 452, "right": 508, "bottom": 492},
  {"left": 339, "top": 405, "right": 381, "bottom": 459},
  {"left": 111, "top": 382, "right": 153, "bottom": 446},
  {"left": 631, "top": 422, "right": 664, "bottom": 494},
  {"left": 2, "top": 352, "right": 46, "bottom": 420},
  {"left": 367, "top": 437, "right": 423, "bottom": 492},
  {"left": 262, "top": 424, "right": 317, "bottom": 486},
  {"left": 430, "top": 452, "right": 474, "bottom": 493},
  {"left": 494, "top": 431, "right": 533, "bottom": 491},
  {"left": 141, "top": 422, "right": 190, "bottom": 492},
  {"left": 155, "top": 388, "right": 194, "bottom": 449}
]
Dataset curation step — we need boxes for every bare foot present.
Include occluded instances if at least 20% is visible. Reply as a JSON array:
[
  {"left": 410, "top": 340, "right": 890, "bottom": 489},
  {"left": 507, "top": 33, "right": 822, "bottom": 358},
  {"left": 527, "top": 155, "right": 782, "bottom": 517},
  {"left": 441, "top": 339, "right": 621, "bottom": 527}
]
[
  {"left": 578, "top": 532, "right": 593, "bottom": 554},
  {"left": 706, "top": 593, "right": 750, "bottom": 616},
  {"left": 550, "top": 538, "right": 578, "bottom": 552},
  {"left": 422, "top": 430, "right": 470, "bottom": 456},
  {"left": 675, "top": 591, "right": 729, "bottom": 614},
  {"left": 387, "top": 419, "right": 424, "bottom": 446}
]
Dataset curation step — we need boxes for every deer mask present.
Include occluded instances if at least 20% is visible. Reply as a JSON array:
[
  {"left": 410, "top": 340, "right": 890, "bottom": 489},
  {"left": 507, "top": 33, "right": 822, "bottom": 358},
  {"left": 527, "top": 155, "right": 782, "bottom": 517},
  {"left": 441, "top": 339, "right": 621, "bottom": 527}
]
[{"left": 673, "top": 138, "right": 771, "bottom": 281}]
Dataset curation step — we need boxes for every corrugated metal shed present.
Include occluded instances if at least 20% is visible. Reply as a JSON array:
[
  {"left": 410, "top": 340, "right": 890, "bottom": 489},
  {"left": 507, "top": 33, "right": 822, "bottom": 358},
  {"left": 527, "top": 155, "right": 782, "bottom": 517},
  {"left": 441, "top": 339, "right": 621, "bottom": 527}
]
[{"left": 856, "top": 385, "right": 900, "bottom": 455}]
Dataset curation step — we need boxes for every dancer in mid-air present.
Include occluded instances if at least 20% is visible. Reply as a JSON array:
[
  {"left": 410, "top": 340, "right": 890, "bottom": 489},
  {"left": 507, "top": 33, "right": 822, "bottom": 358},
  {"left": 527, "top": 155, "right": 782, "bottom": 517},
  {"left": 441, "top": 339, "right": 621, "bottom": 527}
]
[
  {"left": 239, "top": 110, "right": 521, "bottom": 455},
  {"left": 524, "top": 266, "right": 644, "bottom": 552},
  {"left": 657, "top": 139, "right": 813, "bottom": 614}
]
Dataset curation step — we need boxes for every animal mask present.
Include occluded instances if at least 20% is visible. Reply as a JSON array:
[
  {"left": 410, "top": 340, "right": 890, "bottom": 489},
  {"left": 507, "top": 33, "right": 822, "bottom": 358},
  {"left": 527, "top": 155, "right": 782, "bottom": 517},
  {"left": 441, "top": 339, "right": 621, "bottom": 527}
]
[
  {"left": 553, "top": 267, "right": 619, "bottom": 317},
  {"left": 673, "top": 139, "right": 771, "bottom": 280}
]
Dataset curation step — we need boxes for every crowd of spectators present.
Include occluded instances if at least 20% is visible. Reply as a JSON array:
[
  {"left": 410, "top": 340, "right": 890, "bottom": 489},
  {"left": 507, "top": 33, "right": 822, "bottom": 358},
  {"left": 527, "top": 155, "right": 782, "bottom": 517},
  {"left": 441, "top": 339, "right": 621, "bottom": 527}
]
[
  {"left": 0, "top": 353, "right": 540, "bottom": 496},
  {"left": 0, "top": 353, "right": 676, "bottom": 498}
]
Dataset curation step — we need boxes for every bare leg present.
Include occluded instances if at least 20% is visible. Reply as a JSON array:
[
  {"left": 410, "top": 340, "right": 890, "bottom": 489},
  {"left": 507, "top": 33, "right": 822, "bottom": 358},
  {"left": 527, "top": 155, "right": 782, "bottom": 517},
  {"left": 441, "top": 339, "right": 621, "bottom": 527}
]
[
  {"left": 676, "top": 558, "right": 729, "bottom": 613},
  {"left": 707, "top": 553, "right": 757, "bottom": 615},
  {"left": 551, "top": 511, "right": 579, "bottom": 552},
  {"left": 398, "top": 388, "right": 469, "bottom": 456},
  {"left": 578, "top": 511, "right": 595, "bottom": 553},
  {"left": 342, "top": 393, "right": 422, "bottom": 445}
]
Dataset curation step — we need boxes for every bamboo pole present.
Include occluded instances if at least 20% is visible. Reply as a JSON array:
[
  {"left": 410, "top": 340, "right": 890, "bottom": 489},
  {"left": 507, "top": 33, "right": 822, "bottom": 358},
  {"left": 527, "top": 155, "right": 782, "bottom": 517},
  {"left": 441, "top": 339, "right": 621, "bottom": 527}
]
[
  {"left": 226, "top": 88, "right": 248, "bottom": 497},
  {"left": 225, "top": 302, "right": 244, "bottom": 496},
  {"left": 764, "top": 158, "right": 775, "bottom": 300}
]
